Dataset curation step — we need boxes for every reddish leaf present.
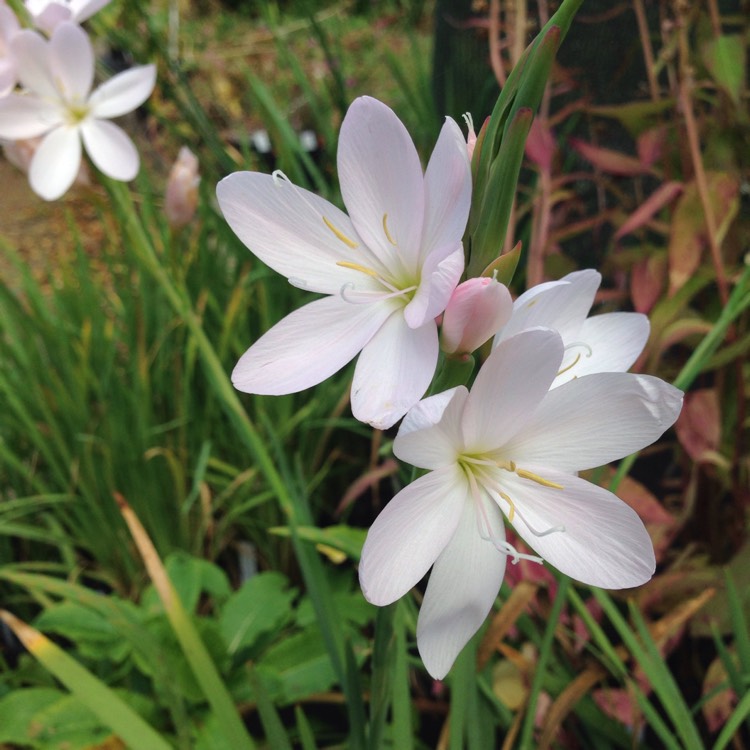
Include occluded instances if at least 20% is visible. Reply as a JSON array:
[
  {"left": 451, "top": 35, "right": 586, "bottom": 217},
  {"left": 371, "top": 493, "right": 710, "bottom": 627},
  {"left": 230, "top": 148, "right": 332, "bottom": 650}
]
[
  {"left": 525, "top": 116, "right": 555, "bottom": 171},
  {"left": 593, "top": 688, "right": 641, "bottom": 728},
  {"left": 702, "top": 655, "right": 738, "bottom": 732},
  {"left": 615, "top": 181, "right": 683, "bottom": 240},
  {"left": 570, "top": 137, "right": 651, "bottom": 176},
  {"left": 675, "top": 389, "right": 722, "bottom": 463},
  {"left": 631, "top": 253, "right": 667, "bottom": 314},
  {"left": 637, "top": 125, "right": 668, "bottom": 168}
]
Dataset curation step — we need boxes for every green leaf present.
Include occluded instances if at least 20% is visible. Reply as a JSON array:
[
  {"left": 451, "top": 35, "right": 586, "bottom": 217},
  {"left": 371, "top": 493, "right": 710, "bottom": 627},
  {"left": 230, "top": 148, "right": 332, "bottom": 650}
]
[
  {"left": 269, "top": 524, "right": 368, "bottom": 563},
  {"left": 702, "top": 35, "right": 746, "bottom": 105}
]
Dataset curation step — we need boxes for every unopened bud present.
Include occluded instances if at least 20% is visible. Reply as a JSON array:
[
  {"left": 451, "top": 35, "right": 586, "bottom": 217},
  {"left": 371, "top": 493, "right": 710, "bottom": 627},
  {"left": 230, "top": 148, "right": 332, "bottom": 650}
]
[
  {"left": 441, "top": 277, "right": 512, "bottom": 355},
  {"left": 463, "top": 113, "right": 477, "bottom": 160},
  {"left": 165, "top": 146, "right": 200, "bottom": 229}
]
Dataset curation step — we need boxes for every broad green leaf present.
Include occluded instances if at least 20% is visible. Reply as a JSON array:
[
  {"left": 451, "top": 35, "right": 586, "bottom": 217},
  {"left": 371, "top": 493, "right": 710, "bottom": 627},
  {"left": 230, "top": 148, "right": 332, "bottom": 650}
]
[{"left": 702, "top": 35, "right": 746, "bottom": 106}]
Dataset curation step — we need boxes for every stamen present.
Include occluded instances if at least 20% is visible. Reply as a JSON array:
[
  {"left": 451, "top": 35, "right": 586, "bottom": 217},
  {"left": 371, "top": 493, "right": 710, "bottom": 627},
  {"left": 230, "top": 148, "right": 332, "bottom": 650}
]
[
  {"left": 557, "top": 352, "right": 581, "bottom": 377},
  {"left": 382, "top": 214, "right": 397, "bottom": 246},
  {"left": 511, "top": 503, "right": 566, "bottom": 537},
  {"left": 516, "top": 468, "right": 564, "bottom": 490},
  {"left": 336, "top": 260, "right": 380, "bottom": 278},
  {"left": 462, "top": 112, "right": 474, "bottom": 132},
  {"left": 566, "top": 341, "right": 593, "bottom": 358},
  {"left": 339, "top": 282, "right": 418, "bottom": 305},
  {"left": 461, "top": 456, "right": 516, "bottom": 472},
  {"left": 497, "top": 490, "right": 516, "bottom": 522},
  {"left": 323, "top": 216, "right": 359, "bottom": 249}
]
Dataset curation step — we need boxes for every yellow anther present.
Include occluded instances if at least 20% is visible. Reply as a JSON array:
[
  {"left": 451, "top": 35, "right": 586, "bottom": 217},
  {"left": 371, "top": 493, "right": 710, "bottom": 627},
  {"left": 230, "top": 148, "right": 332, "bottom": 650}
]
[
  {"left": 382, "top": 214, "right": 397, "bottom": 246},
  {"left": 323, "top": 216, "right": 359, "bottom": 249},
  {"left": 516, "top": 469, "right": 564, "bottom": 490},
  {"left": 557, "top": 352, "right": 581, "bottom": 377},
  {"left": 498, "top": 491, "right": 516, "bottom": 522},
  {"left": 336, "top": 260, "right": 380, "bottom": 278}
]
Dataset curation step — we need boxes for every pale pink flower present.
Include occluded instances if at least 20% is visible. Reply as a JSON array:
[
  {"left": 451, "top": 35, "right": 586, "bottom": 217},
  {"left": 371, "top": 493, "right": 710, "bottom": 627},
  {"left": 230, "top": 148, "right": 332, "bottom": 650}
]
[
  {"left": 24, "top": 0, "right": 111, "bottom": 34},
  {"left": 441, "top": 276, "right": 512, "bottom": 355},
  {"left": 0, "top": 1, "right": 20, "bottom": 97},
  {"left": 359, "top": 328, "right": 682, "bottom": 678},
  {"left": 494, "top": 269, "right": 650, "bottom": 386},
  {"left": 165, "top": 146, "right": 200, "bottom": 229},
  {"left": 0, "top": 22, "right": 156, "bottom": 200},
  {"left": 217, "top": 96, "right": 472, "bottom": 429}
]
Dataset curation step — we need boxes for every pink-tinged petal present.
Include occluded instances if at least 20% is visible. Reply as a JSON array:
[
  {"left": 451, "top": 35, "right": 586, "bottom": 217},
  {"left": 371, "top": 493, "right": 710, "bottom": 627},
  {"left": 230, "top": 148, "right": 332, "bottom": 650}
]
[
  {"left": 80, "top": 119, "right": 138, "bottom": 180},
  {"left": 30, "top": 4, "right": 71, "bottom": 34},
  {"left": 497, "top": 269, "right": 601, "bottom": 345},
  {"left": 503, "top": 469, "right": 655, "bottom": 588},
  {"left": 338, "top": 96, "right": 424, "bottom": 271},
  {"left": 0, "top": 61, "right": 16, "bottom": 97},
  {"left": 0, "top": 94, "right": 61, "bottom": 138},
  {"left": 505, "top": 373, "right": 683, "bottom": 472},
  {"left": 70, "top": 0, "right": 111, "bottom": 22},
  {"left": 395, "top": 387, "right": 467, "bottom": 470},
  {"left": 351, "top": 312, "right": 438, "bottom": 429},
  {"left": 553, "top": 312, "right": 649, "bottom": 386},
  {"left": 49, "top": 22, "right": 93, "bottom": 100},
  {"left": 0, "top": 4, "right": 20, "bottom": 38},
  {"left": 418, "top": 498, "right": 506, "bottom": 679},
  {"left": 88, "top": 64, "right": 156, "bottom": 119},
  {"left": 10, "top": 29, "right": 56, "bottom": 98},
  {"left": 421, "top": 117, "right": 472, "bottom": 263},
  {"left": 217, "top": 171, "right": 372, "bottom": 295},
  {"left": 232, "top": 295, "right": 394, "bottom": 395},
  {"left": 462, "top": 329, "right": 563, "bottom": 450},
  {"left": 404, "top": 245, "right": 464, "bottom": 329},
  {"left": 359, "top": 464, "right": 467, "bottom": 605},
  {"left": 28, "top": 125, "right": 81, "bottom": 200}
]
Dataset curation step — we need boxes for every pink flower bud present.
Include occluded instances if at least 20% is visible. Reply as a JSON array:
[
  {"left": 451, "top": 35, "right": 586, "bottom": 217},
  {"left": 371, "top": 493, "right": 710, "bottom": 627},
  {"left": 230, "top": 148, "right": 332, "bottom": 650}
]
[
  {"left": 441, "top": 277, "right": 512, "bottom": 355},
  {"left": 165, "top": 146, "right": 200, "bottom": 229},
  {"left": 463, "top": 113, "right": 477, "bottom": 160}
]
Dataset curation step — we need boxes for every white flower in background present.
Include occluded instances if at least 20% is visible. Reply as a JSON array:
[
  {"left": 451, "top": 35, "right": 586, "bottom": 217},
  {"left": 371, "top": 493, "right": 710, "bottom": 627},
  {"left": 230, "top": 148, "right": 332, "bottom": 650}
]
[
  {"left": 0, "top": 1, "right": 20, "bottom": 97},
  {"left": 359, "top": 328, "right": 682, "bottom": 678},
  {"left": 24, "top": 0, "right": 111, "bottom": 34},
  {"left": 165, "top": 146, "right": 200, "bottom": 229},
  {"left": 0, "top": 22, "right": 155, "bottom": 201},
  {"left": 217, "top": 96, "right": 472, "bottom": 429},
  {"left": 494, "top": 269, "right": 650, "bottom": 386}
]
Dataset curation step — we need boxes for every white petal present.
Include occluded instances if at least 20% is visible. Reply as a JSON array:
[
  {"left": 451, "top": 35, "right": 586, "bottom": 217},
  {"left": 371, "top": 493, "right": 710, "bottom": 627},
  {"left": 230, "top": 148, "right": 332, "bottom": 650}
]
[
  {"left": 0, "top": 94, "right": 62, "bottom": 139},
  {"left": 420, "top": 117, "right": 472, "bottom": 264},
  {"left": 394, "top": 387, "right": 468, "bottom": 469},
  {"left": 217, "top": 171, "right": 371, "bottom": 295},
  {"left": 504, "top": 373, "right": 683, "bottom": 472},
  {"left": 359, "top": 464, "right": 467, "bottom": 606},
  {"left": 49, "top": 22, "right": 93, "bottom": 100},
  {"left": 88, "top": 64, "right": 156, "bottom": 119},
  {"left": 0, "top": 61, "right": 16, "bottom": 98},
  {"left": 418, "top": 498, "right": 506, "bottom": 679},
  {"left": 462, "top": 329, "right": 563, "bottom": 450},
  {"left": 553, "top": 312, "right": 650, "bottom": 386},
  {"left": 504, "top": 469, "right": 655, "bottom": 588},
  {"left": 80, "top": 119, "right": 139, "bottom": 180},
  {"left": 30, "top": 4, "right": 71, "bottom": 34},
  {"left": 497, "top": 269, "right": 601, "bottom": 345},
  {"left": 28, "top": 125, "right": 81, "bottom": 200},
  {"left": 0, "top": 4, "right": 20, "bottom": 39},
  {"left": 10, "top": 29, "right": 57, "bottom": 98},
  {"left": 338, "top": 96, "right": 424, "bottom": 272},
  {"left": 232, "top": 295, "right": 394, "bottom": 395},
  {"left": 70, "top": 0, "right": 111, "bottom": 22},
  {"left": 351, "top": 312, "right": 438, "bottom": 429},
  {"left": 404, "top": 244, "right": 464, "bottom": 329}
]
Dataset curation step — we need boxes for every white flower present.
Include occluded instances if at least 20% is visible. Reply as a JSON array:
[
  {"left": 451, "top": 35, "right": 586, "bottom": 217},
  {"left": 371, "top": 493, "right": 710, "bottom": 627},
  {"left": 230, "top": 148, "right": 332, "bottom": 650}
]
[
  {"left": 494, "top": 269, "right": 650, "bottom": 386},
  {"left": 359, "top": 328, "right": 682, "bottom": 678},
  {"left": 0, "top": 22, "right": 155, "bottom": 200},
  {"left": 216, "top": 96, "right": 472, "bottom": 429},
  {"left": 25, "top": 0, "right": 111, "bottom": 34},
  {"left": 0, "top": 1, "right": 20, "bottom": 97}
]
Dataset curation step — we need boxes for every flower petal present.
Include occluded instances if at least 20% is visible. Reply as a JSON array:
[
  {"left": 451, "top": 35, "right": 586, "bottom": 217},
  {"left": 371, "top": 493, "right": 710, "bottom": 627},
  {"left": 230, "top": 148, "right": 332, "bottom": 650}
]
[
  {"left": 216, "top": 171, "right": 371, "bottom": 295},
  {"left": 232, "top": 295, "right": 394, "bottom": 395},
  {"left": 11, "top": 28, "right": 56, "bottom": 98},
  {"left": 0, "top": 94, "right": 61, "bottom": 139},
  {"left": 462, "top": 329, "right": 563, "bottom": 450},
  {"left": 553, "top": 312, "right": 649, "bottom": 386},
  {"left": 351, "top": 311, "right": 438, "bottom": 429},
  {"left": 504, "top": 469, "right": 655, "bottom": 588},
  {"left": 504, "top": 373, "right": 683, "bottom": 472},
  {"left": 338, "top": 96, "right": 424, "bottom": 272},
  {"left": 404, "top": 244, "right": 464, "bottom": 328},
  {"left": 49, "top": 22, "right": 93, "bottom": 100},
  {"left": 88, "top": 64, "right": 156, "bottom": 119},
  {"left": 80, "top": 119, "right": 139, "bottom": 180},
  {"left": 420, "top": 116, "right": 472, "bottom": 263},
  {"left": 417, "top": 498, "right": 506, "bottom": 679},
  {"left": 70, "top": 0, "right": 111, "bottom": 23},
  {"left": 359, "top": 464, "right": 467, "bottom": 606},
  {"left": 28, "top": 125, "right": 81, "bottom": 200},
  {"left": 395, "top": 386, "right": 468, "bottom": 469}
]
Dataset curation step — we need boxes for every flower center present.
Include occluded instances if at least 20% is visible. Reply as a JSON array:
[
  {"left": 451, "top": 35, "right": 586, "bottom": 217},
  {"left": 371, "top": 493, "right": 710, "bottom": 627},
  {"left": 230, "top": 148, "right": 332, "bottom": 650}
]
[{"left": 65, "top": 102, "right": 90, "bottom": 126}]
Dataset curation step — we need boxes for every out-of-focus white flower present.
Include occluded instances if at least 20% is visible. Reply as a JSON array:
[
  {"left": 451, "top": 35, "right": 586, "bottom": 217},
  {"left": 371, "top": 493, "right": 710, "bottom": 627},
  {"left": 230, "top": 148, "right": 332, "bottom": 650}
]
[
  {"left": 0, "top": 22, "right": 155, "bottom": 200},
  {"left": 24, "top": 0, "right": 111, "bottom": 34},
  {"left": 165, "top": 146, "right": 200, "bottom": 229},
  {"left": 217, "top": 96, "right": 472, "bottom": 429},
  {"left": 441, "top": 276, "right": 512, "bottom": 355},
  {"left": 2, "top": 135, "right": 90, "bottom": 186},
  {"left": 0, "top": 2, "right": 20, "bottom": 97},
  {"left": 359, "top": 328, "right": 683, "bottom": 678},
  {"left": 494, "top": 269, "right": 650, "bottom": 387}
]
